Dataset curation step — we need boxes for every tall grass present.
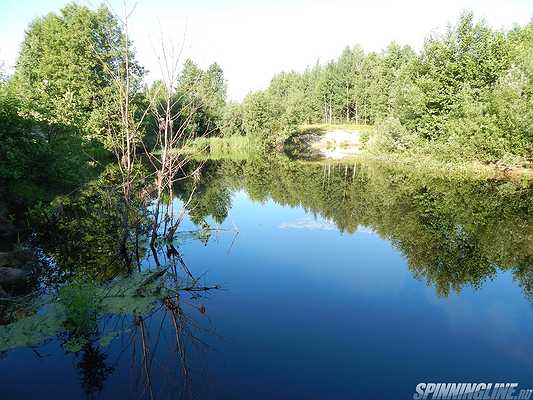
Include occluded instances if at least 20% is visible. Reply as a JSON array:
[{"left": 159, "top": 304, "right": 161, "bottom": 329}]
[{"left": 183, "top": 135, "right": 260, "bottom": 160}]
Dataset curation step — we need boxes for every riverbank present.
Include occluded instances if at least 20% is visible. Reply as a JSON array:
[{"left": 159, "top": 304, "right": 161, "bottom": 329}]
[
  {"left": 287, "top": 123, "right": 532, "bottom": 184},
  {"left": 334, "top": 153, "right": 533, "bottom": 184},
  {"left": 284, "top": 123, "right": 371, "bottom": 160},
  {"left": 178, "top": 123, "right": 532, "bottom": 184}
]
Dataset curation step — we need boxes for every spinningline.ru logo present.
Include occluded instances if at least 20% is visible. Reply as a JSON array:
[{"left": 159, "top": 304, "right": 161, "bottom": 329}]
[{"left": 413, "top": 383, "right": 533, "bottom": 400}]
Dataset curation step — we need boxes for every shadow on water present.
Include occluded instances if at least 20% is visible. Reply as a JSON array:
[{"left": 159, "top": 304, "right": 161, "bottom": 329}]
[
  {"left": 0, "top": 162, "right": 224, "bottom": 399},
  {"left": 0, "top": 154, "right": 531, "bottom": 398}
]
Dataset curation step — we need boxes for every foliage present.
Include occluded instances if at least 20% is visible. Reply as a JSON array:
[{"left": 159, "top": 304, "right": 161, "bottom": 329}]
[
  {"left": 241, "top": 90, "right": 293, "bottom": 147},
  {"left": 13, "top": 4, "right": 143, "bottom": 144},
  {"left": 173, "top": 59, "right": 227, "bottom": 138},
  {"left": 0, "top": 80, "right": 97, "bottom": 211},
  {"left": 221, "top": 102, "right": 246, "bottom": 137},
  {"left": 0, "top": 2, "right": 150, "bottom": 218},
  {"left": 58, "top": 281, "right": 100, "bottom": 336},
  {"left": 236, "top": 13, "right": 532, "bottom": 164},
  {"left": 367, "top": 117, "right": 419, "bottom": 153}
]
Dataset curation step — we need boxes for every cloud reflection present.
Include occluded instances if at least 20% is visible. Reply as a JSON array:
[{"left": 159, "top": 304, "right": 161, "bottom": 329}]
[{"left": 278, "top": 218, "right": 336, "bottom": 231}]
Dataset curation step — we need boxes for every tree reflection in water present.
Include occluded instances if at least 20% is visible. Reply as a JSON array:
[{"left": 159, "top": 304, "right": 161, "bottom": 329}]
[
  {"left": 174, "top": 155, "right": 532, "bottom": 299},
  {"left": 0, "top": 155, "right": 531, "bottom": 398},
  {"left": 0, "top": 163, "right": 224, "bottom": 398}
]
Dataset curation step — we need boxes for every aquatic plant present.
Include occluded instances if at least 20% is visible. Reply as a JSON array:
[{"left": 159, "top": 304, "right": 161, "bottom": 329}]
[{"left": 0, "top": 269, "right": 170, "bottom": 352}]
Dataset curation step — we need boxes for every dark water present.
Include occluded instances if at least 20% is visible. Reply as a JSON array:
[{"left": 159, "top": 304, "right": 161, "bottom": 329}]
[{"left": 1, "top": 157, "right": 532, "bottom": 399}]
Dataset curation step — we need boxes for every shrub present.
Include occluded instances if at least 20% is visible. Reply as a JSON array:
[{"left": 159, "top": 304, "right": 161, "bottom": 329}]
[{"left": 368, "top": 117, "right": 419, "bottom": 153}]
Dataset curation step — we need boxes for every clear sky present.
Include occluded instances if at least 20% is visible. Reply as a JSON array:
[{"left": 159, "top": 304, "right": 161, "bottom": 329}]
[{"left": 1, "top": 0, "right": 532, "bottom": 100}]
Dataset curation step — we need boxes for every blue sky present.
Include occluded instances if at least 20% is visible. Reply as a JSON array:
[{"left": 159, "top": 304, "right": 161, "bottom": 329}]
[{"left": 1, "top": 0, "right": 532, "bottom": 100}]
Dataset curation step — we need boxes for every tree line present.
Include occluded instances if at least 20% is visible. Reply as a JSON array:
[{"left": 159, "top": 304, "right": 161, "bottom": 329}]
[{"left": 231, "top": 12, "right": 532, "bottom": 164}]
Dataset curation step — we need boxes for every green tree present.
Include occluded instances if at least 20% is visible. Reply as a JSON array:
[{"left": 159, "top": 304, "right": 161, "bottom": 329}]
[
  {"left": 13, "top": 4, "right": 143, "bottom": 143},
  {"left": 175, "top": 59, "right": 227, "bottom": 137},
  {"left": 221, "top": 102, "right": 246, "bottom": 137},
  {"left": 241, "top": 91, "right": 287, "bottom": 147},
  {"left": 0, "top": 80, "right": 91, "bottom": 207},
  {"left": 235, "top": 12, "right": 530, "bottom": 164}
]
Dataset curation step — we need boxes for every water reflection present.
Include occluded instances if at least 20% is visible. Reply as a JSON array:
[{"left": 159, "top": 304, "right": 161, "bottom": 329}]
[
  {"left": 0, "top": 155, "right": 532, "bottom": 398},
  {"left": 76, "top": 342, "right": 114, "bottom": 398},
  {"left": 176, "top": 156, "right": 532, "bottom": 299},
  {"left": 1, "top": 162, "right": 223, "bottom": 398}
]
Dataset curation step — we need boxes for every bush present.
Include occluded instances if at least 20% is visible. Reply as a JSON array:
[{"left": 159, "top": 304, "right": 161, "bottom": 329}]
[
  {"left": 221, "top": 102, "right": 246, "bottom": 137},
  {"left": 368, "top": 117, "right": 419, "bottom": 153},
  {"left": 241, "top": 91, "right": 292, "bottom": 148}
]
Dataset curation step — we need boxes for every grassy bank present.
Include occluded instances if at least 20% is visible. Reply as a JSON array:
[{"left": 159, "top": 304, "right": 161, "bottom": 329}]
[
  {"left": 182, "top": 135, "right": 260, "bottom": 161},
  {"left": 355, "top": 152, "right": 532, "bottom": 185},
  {"left": 297, "top": 123, "right": 374, "bottom": 136},
  {"left": 180, "top": 124, "right": 532, "bottom": 185}
]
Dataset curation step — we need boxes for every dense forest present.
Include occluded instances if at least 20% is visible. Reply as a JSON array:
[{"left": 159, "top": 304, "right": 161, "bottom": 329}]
[{"left": 232, "top": 12, "right": 532, "bottom": 164}]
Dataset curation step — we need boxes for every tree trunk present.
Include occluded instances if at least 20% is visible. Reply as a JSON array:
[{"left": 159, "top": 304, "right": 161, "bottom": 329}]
[{"left": 346, "top": 85, "right": 350, "bottom": 122}]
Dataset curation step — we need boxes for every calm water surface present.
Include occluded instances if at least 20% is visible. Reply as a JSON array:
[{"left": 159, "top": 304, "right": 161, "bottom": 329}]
[{"left": 1, "top": 158, "right": 532, "bottom": 399}]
